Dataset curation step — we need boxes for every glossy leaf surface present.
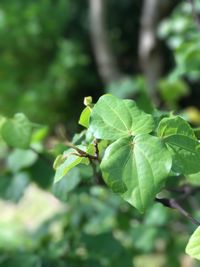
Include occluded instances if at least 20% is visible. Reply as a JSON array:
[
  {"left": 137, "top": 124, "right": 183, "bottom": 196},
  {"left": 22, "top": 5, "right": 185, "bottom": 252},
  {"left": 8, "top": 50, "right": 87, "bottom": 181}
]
[
  {"left": 89, "top": 95, "right": 154, "bottom": 141},
  {"left": 100, "top": 135, "right": 172, "bottom": 212},
  {"left": 79, "top": 106, "right": 91, "bottom": 128}
]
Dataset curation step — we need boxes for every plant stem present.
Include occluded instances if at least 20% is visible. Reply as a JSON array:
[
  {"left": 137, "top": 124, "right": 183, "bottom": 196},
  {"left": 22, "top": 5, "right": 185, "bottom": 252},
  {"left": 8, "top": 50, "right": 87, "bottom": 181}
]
[
  {"left": 94, "top": 138, "right": 100, "bottom": 162},
  {"left": 166, "top": 185, "right": 200, "bottom": 200},
  {"left": 155, "top": 197, "right": 200, "bottom": 226},
  {"left": 65, "top": 141, "right": 98, "bottom": 160}
]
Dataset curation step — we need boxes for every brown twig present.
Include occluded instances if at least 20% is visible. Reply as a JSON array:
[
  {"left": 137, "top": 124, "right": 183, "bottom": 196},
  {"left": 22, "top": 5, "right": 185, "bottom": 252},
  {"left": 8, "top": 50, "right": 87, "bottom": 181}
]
[
  {"left": 64, "top": 140, "right": 98, "bottom": 161},
  {"left": 166, "top": 185, "right": 200, "bottom": 200},
  {"left": 89, "top": 158, "right": 105, "bottom": 185},
  {"left": 155, "top": 197, "right": 200, "bottom": 226},
  {"left": 94, "top": 138, "right": 100, "bottom": 161}
]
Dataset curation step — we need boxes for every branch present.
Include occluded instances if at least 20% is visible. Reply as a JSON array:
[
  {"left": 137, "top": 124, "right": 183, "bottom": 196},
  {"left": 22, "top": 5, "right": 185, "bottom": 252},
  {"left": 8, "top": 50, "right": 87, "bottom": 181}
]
[
  {"left": 187, "top": 0, "right": 200, "bottom": 31},
  {"left": 155, "top": 197, "right": 200, "bottom": 226},
  {"left": 88, "top": 0, "right": 123, "bottom": 85},
  {"left": 89, "top": 158, "right": 105, "bottom": 185},
  {"left": 166, "top": 185, "right": 200, "bottom": 199},
  {"left": 64, "top": 141, "right": 98, "bottom": 161},
  {"left": 139, "top": 0, "right": 180, "bottom": 105},
  {"left": 93, "top": 138, "right": 100, "bottom": 162}
]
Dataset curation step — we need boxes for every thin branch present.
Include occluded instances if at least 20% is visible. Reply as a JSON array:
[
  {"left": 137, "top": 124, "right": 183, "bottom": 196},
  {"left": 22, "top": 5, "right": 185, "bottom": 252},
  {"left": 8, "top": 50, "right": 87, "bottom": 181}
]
[
  {"left": 89, "top": 158, "right": 106, "bottom": 185},
  {"left": 93, "top": 138, "right": 100, "bottom": 162},
  {"left": 64, "top": 141, "right": 98, "bottom": 161},
  {"left": 155, "top": 197, "right": 200, "bottom": 226},
  {"left": 187, "top": 0, "right": 200, "bottom": 31},
  {"left": 166, "top": 185, "right": 200, "bottom": 200}
]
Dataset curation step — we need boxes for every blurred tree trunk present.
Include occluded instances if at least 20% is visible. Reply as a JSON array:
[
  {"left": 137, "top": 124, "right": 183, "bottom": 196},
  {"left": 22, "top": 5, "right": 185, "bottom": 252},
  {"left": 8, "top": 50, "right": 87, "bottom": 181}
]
[
  {"left": 88, "top": 0, "right": 123, "bottom": 85},
  {"left": 138, "top": 0, "right": 174, "bottom": 104}
]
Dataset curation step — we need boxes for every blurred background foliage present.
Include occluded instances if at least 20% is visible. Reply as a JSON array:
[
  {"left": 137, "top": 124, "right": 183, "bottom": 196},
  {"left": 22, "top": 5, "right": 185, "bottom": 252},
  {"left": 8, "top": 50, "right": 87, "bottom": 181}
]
[{"left": 0, "top": 0, "right": 200, "bottom": 266}]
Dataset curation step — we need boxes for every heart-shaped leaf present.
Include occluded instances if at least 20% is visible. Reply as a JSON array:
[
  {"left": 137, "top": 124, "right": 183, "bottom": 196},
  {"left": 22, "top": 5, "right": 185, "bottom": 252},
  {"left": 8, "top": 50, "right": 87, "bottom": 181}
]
[
  {"left": 100, "top": 135, "right": 172, "bottom": 212},
  {"left": 89, "top": 95, "right": 154, "bottom": 141}
]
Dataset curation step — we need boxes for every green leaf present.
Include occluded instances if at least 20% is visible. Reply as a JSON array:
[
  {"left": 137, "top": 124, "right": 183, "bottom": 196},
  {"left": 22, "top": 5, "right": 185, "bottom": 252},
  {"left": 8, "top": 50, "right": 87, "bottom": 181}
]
[
  {"left": 31, "top": 126, "right": 49, "bottom": 142},
  {"left": 0, "top": 116, "right": 6, "bottom": 129},
  {"left": 54, "top": 148, "right": 89, "bottom": 183},
  {"left": 89, "top": 95, "right": 154, "bottom": 141},
  {"left": 186, "top": 226, "right": 200, "bottom": 260},
  {"left": 144, "top": 203, "right": 170, "bottom": 226},
  {"left": 157, "top": 116, "right": 196, "bottom": 139},
  {"left": 157, "top": 116, "right": 200, "bottom": 174},
  {"left": 53, "top": 168, "right": 81, "bottom": 202},
  {"left": 131, "top": 225, "right": 158, "bottom": 252},
  {"left": 0, "top": 253, "right": 39, "bottom": 267},
  {"left": 0, "top": 116, "right": 6, "bottom": 142},
  {"left": 98, "top": 140, "right": 109, "bottom": 158},
  {"left": 72, "top": 130, "right": 86, "bottom": 145},
  {"left": 158, "top": 78, "right": 189, "bottom": 108},
  {"left": 79, "top": 106, "right": 91, "bottom": 128},
  {"left": 0, "top": 172, "right": 30, "bottom": 203},
  {"left": 1, "top": 113, "right": 32, "bottom": 149},
  {"left": 53, "top": 154, "right": 65, "bottom": 170},
  {"left": 165, "top": 135, "right": 200, "bottom": 174},
  {"left": 100, "top": 135, "right": 172, "bottom": 212},
  {"left": 7, "top": 149, "right": 38, "bottom": 173},
  {"left": 187, "top": 172, "right": 200, "bottom": 186}
]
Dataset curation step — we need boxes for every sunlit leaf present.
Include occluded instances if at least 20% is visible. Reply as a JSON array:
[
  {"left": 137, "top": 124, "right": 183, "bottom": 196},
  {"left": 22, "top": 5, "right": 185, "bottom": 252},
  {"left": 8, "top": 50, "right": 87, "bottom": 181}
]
[
  {"left": 186, "top": 226, "right": 200, "bottom": 260},
  {"left": 54, "top": 147, "right": 89, "bottom": 183},
  {"left": 89, "top": 95, "right": 154, "bottom": 141},
  {"left": 100, "top": 135, "right": 172, "bottom": 212},
  {"left": 187, "top": 172, "right": 200, "bottom": 185},
  {"left": 157, "top": 116, "right": 196, "bottom": 139},
  {"left": 79, "top": 106, "right": 91, "bottom": 128}
]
